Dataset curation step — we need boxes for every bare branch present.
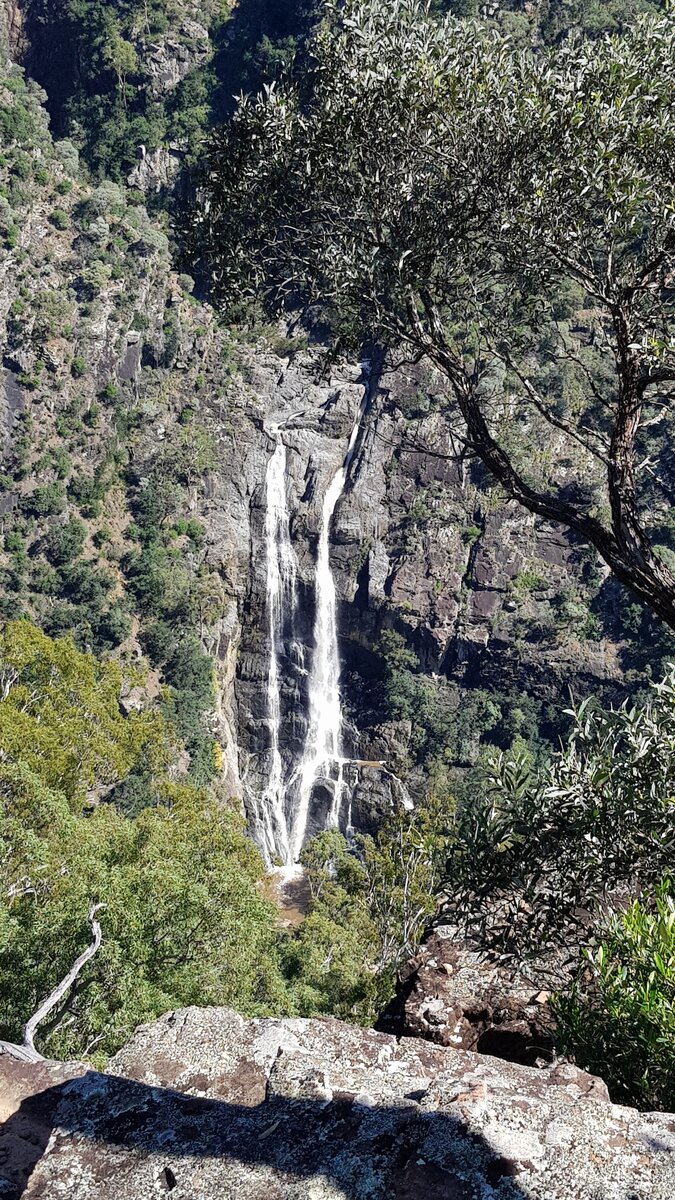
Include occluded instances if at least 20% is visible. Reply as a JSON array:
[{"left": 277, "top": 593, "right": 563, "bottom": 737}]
[
  {"left": 0, "top": 904, "right": 104, "bottom": 1063},
  {"left": 498, "top": 348, "right": 610, "bottom": 464}
]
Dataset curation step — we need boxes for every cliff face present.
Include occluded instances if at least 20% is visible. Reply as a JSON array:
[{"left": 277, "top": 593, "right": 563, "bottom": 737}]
[
  {"left": 1, "top": 1005, "right": 673, "bottom": 1199},
  {"left": 0, "top": 7, "right": 663, "bottom": 855},
  {"left": 209, "top": 347, "right": 627, "bottom": 839}
]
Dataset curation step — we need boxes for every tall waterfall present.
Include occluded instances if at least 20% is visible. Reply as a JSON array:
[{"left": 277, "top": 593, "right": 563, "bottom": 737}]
[
  {"left": 260, "top": 435, "right": 297, "bottom": 865},
  {"left": 289, "top": 394, "right": 369, "bottom": 862}
]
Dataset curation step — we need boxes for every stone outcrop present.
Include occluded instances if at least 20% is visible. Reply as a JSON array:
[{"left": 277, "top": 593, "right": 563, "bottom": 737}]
[
  {"left": 0, "top": 0, "right": 24, "bottom": 56},
  {"left": 0, "top": 1006, "right": 673, "bottom": 1199},
  {"left": 381, "top": 930, "right": 558, "bottom": 1067}
]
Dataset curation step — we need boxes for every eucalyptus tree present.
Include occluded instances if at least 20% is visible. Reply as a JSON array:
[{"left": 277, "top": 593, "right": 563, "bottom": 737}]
[{"left": 201, "top": 0, "right": 675, "bottom": 628}]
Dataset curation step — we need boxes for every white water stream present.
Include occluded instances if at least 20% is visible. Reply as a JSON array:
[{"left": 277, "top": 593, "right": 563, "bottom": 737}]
[
  {"left": 288, "top": 393, "right": 369, "bottom": 862},
  {"left": 259, "top": 378, "right": 370, "bottom": 866},
  {"left": 260, "top": 435, "right": 297, "bottom": 865}
]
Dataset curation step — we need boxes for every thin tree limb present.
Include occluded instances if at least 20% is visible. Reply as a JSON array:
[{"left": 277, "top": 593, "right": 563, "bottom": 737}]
[{"left": 0, "top": 904, "right": 104, "bottom": 1063}]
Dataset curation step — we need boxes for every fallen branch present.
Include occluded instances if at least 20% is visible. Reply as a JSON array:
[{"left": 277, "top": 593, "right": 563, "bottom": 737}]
[{"left": 0, "top": 903, "right": 104, "bottom": 1063}]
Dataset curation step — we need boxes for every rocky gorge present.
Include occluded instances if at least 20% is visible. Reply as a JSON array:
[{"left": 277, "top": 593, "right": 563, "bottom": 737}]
[
  {"left": 1, "top": 1, "right": 675, "bottom": 1191},
  {"left": 0, "top": 0, "right": 659, "bottom": 865}
]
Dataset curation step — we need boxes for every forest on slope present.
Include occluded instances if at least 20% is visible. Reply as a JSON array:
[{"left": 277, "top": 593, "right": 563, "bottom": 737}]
[{"left": 0, "top": 0, "right": 673, "bottom": 1112}]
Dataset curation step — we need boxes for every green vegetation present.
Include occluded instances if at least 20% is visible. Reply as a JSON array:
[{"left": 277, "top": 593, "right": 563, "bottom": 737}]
[
  {"left": 0, "top": 622, "right": 289, "bottom": 1059},
  {"left": 0, "top": 623, "right": 454, "bottom": 1059},
  {"left": 2, "top": 0, "right": 675, "bottom": 1119},
  {"left": 286, "top": 796, "right": 455, "bottom": 1021},
  {"left": 555, "top": 880, "right": 675, "bottom": 1112},
  {"left": 0, "top": 766, "right": 284, "bottom": 1061},
  {"left": 451, "top": 673, "right": 675, "bottom": 958},
  {"left": 203, "top": 0, "right": 675, "bottom": 630}
]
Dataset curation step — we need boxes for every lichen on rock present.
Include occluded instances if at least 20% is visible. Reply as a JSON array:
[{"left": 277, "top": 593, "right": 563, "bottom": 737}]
[{"left": 0, "top": 1006, "right": 673, "bottom": 1199}]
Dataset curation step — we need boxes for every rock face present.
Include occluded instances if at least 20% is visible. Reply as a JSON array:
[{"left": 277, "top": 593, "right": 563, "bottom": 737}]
[
  {"left": 0, "top": 33, "right": 644, "bottom": 861},
  {"left": 201, "top": 347, "right": 626, "bottom": 845},
  {"left": 381, "top": 931, "right": 557, "bottom": 1067},
  {"left": 0, "top": 1006, "right": 673, "bottom": 1199}
]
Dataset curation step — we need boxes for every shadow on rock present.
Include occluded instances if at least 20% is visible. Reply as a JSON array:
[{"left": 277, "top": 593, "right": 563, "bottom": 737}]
[{"left": 0, "top": 1067, "right": 529, "bottom": 1200}]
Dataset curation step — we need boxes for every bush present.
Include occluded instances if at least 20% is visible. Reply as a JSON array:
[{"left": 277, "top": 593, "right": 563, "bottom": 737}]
[
  {"left": 49, "top": 208, "right": 69, "bottom": 230},
  {"left": 60, "top": 561, "right": 113, "bottom": 609},
  {"left": 0, "top": 766, "right": 286, "bottom": 1061},
  {"left": 44, "top": 517, "right": 86, "bottom": 565},
  {"left": 139, "top": 618, "right": 175, "bottom": 666},
  {"left": 30, "top": 563, "right": 59, "bottom": 595},
  {"left": 4, "top": 531, "right": 24, "bottom": 553},
  {"left": 21, "top": 482, "right": 66, "bottom": 517},
  {"left": 164, "top": 635, "right": 214, "bottom": 707},
  {"left": 92, "top": 527, "right": 112, "bottom": 550},
  {"left": 554, "top": 880, "right": 675, "bottom": 1111},
  {"left": 95, "top": 604, "right": 132, "bottom": 649},
  {"left": 71, "top": 355, "right": 87, "bottom": 378},
  {"left": 54, "top": 140, "right": 79, "bottom": 176},
  {"left": 450, "top": 672, "right": 675, "bottom": 959},
  {"left": 285, "top": 797, "right": 455, "bottom": 1021}
]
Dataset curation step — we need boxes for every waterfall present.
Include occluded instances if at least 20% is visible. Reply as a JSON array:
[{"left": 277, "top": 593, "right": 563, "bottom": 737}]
[
  {"left": 289, "top": 388, "right": 369, "bottom": 862},
  {"left": 260, "top": 435, "right": 297, "bottom": 866}
]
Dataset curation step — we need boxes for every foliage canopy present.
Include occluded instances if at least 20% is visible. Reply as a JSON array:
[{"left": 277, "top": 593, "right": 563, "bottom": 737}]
[{"left": 202, "top": 0, "right": 675, "bottom": 628}]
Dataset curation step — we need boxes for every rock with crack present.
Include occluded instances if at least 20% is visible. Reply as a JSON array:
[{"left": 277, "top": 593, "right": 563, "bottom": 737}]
[
  {"left": 0, "top": 1005, "right": 673, "bottom": 1199},
  {"left": 386, "top": 932, "right": 559, "bottom": 1066}
]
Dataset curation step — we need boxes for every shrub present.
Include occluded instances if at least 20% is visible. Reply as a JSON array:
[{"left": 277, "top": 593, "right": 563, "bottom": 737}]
[
  {"left": 139, "top": 619, "right": 175, "bottom": 666},
  {"left": 100, "top": 381, "right": 118, "bottom": 402},
  {"left": 95, "top": 604, "right": 132, "bottom": 649},
  {"left": 164, "top": 635, "right": 214, "bottom": 707},
  {"left": 4, "top": 531, "right": 24, "bottom": 553},
  {"left": 71, "top": 355, "right": 87, "bottom": 378},
  {"left": 29, "top": 563, "right": 60, "bottom": 594},
  {"left": 44, "top": 517, "right": 86, "bottom": 565},
  {"left": 92, "top": 527, "right": 112, "bottom": 550},
  {"left": 554, "top": 880, "right": 675, "bottom": 1111},
  {"left": 49, "top": 208, "right": 69, "bottom": 230},
  {"left": 88, "top": 181, "right": 125, "bottom": 217},
  {"left": 21, "top": 482, "right": 66, "bottom": 517},
  {"left": 60, "top": 561, "right": 113, "bottom": 609},
  {"left": 82, "top": 401, "right": 101, "bottom": 429},
  {"left": 52, "top": 447, "right": 72, "bottom": 481},
  {"left": 451, "top": 672, "right": 675, "bottom": 959},
  {"left": 54, "top": 140, "right": 79, "bottom": 176}
]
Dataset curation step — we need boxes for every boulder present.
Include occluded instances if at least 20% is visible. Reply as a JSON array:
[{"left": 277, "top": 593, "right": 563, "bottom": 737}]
[
  {"left": 1, "top": 1005, "right": 673, "bottom": 1199},
  {"left": 386, "top": 932, "right": 558, "bottom": 1067}
]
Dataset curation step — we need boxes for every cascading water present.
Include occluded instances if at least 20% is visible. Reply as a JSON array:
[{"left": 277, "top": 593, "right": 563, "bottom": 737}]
[
  {"left": 259, "top": 434, "right": 297, "bottom": 866},
  {"left": 288, "top": 387, "right": 369, "bottom": 862}
]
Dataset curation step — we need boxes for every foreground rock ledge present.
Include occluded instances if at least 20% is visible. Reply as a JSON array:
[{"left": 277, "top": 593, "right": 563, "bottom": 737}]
[{"left": 0, "top": 1007, "right": 673, "bottom": 1199}]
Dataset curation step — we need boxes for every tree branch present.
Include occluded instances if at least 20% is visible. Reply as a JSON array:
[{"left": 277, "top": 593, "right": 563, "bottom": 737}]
[
  {"left": 403, "top": 290, "right": 675, "bottom": 628},
  {"left": 498, "top": 348, "right": 610, "bottom": 465},
  {"left": 0, "top": 904, "right": 104, "bottom": 1063}
]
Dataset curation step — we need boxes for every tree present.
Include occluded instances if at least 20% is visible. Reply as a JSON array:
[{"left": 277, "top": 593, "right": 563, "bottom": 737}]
[
  {"left": 201, "top": 1, "right": 675, "bottom": 628},
  {"left": 0, "top": 763, "right": 287, "bottom": 1060},
  {"left": 0, "top": 620, "right": 176, "bottom": 803},
  {"left": 286, "top": 796, "right": 455, "bottom": 1020}
]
